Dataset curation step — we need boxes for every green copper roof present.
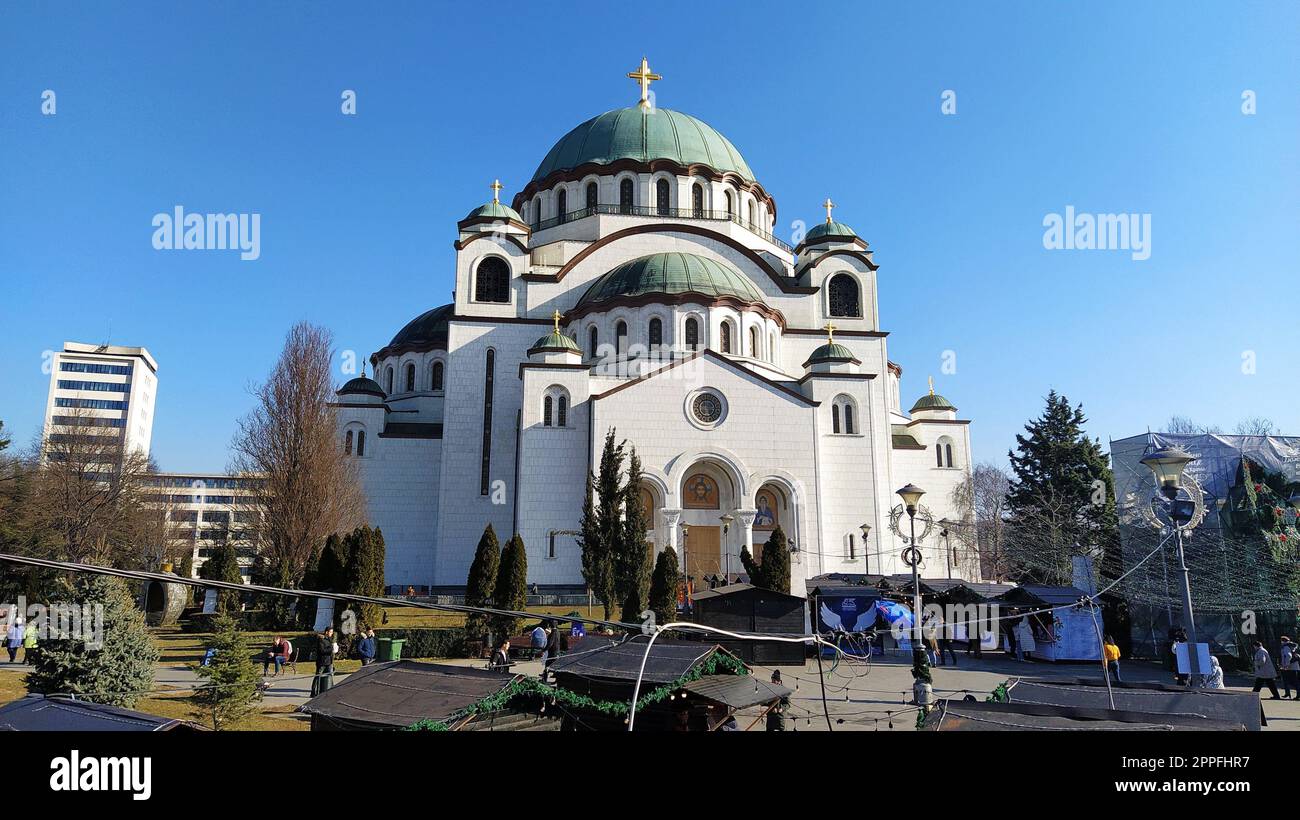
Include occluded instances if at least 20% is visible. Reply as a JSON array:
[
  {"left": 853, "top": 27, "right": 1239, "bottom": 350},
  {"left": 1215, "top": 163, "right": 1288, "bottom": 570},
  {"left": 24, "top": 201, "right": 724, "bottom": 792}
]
[
  {"left": 804, "top": 342, "right": 856, "bottom": 365},
  {"left": 464, "top": 201, "right": 523, "bottom": 223},
  {"left": 577, "top": 252, "right": 765, "bottom": 308},
  {"left": 338, "top": 376, "right": 386, "bottom": 398},
  {"left": 803, "top": 220, "right": 858, "bottom": 245},
  {"left": 911, "top": 393, "right": 957, "bottom": 413},
  {"left": 530, "top": 330, "right": 581, "bottom": 353},
  {"left": 531, "top": 108, "right": 755, "bottom": 183}
]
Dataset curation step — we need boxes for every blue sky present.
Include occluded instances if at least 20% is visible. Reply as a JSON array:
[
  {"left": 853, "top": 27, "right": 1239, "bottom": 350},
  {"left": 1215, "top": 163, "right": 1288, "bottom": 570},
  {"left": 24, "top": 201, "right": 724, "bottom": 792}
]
[{"left": 1, "top": 1, "right": 1296, "bottom": 472}]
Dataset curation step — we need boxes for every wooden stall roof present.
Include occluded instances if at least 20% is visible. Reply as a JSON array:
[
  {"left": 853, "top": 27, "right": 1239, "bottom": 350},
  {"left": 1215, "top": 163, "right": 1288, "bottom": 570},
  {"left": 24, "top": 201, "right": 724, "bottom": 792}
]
[
  {"left": 548, "top": 638, "right": 729, "bottom": 685},
  {"left": 299, "top": 660, "right": 518, "bottom": 729},
  {"left": 1004, "top": 676, "right": 1263, "bottom": 731},
  {"left": 923, "top": 698, "right": 1246, "bottom": 731},
  {"left": 0, "top": 694, "right": 205, "bottom": 732},
  {"left": 682, "top": 676, "right": 791, "bottom": 710}
]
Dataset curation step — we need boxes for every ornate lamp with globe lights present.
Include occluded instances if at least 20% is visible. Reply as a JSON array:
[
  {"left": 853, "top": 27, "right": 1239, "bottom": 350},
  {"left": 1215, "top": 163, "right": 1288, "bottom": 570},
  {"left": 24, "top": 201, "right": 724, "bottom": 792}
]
[{"left": 894, "top": 483, "right": 934, "bottom": 707}]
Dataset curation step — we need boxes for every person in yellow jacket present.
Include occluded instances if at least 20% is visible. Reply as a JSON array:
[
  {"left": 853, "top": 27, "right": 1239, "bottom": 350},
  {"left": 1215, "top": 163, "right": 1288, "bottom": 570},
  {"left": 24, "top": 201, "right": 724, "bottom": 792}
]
[
  {"left": 1103, "top": 635, "right": 1122, "bottom": 683},
  {"left": 22, "top": 622, "right": 37, "bottom": 664}
]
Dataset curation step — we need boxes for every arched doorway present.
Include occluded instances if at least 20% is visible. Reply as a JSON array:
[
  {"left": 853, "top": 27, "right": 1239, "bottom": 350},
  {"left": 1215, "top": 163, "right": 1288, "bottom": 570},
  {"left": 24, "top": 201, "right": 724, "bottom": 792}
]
[{"left": 679, "top": 460, "right": 739, "bottom": 586}]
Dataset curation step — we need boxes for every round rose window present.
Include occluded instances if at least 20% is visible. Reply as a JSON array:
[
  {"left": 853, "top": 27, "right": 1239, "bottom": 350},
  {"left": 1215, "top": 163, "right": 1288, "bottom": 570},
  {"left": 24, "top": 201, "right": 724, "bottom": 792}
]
[{"left": 692, "top": 392, "right": 723, "bottom": 424}]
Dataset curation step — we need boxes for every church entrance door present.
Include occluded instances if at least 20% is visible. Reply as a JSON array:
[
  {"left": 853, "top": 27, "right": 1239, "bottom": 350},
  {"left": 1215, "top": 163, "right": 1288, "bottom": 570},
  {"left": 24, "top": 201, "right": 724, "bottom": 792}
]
[{"left": 685, "top": 526, "right": 721, "bottom": 583}]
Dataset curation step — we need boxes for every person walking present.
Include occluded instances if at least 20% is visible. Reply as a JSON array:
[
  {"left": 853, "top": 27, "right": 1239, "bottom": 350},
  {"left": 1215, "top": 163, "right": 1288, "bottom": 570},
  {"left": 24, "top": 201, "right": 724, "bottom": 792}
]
[
  {"left": 357, "top": 630, "right": 377, "bottom": 666},
  {"left": 311, "top": 627, "right": 336, "bottom": 697},
  {"left": 1014, "top": 615, "right": 1036, "bottom": 662},
  {"left": 489, "top": 638, "right": 511, "bottom": 672},
  {"left": 1251, "top": 640, "right": 1281, "bottom": 699},
  {"left": 1204, "top": 655, "right": 1225, "bottom": 689},
  {"left": 543, "top": 621, "right": 560, "bottom": 679},
  {"left": 1280, "top": 637, "right": 1298, "bottom": 698},
  {"left": 766, "top": 670, "right": 788, "bottom": 732},
  {"left": 1170, "top": 627, "right": 1189, "bottom": 685},
  {"left": 1103, "top": 634, "right": 1122, "bottom": 683},
  {"left": 5, "top": 618, "right": 24, "bottom": 663},
  {"left": 22, "top": 621, "right": 37, "bottom": 664}
]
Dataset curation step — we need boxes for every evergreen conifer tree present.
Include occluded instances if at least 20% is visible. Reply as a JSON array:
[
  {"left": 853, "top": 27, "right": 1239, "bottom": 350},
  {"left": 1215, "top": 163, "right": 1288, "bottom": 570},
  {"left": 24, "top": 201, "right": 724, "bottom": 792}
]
[
  {"left": 198, "top": 540, "right": 245, "bottom": 613},
  {"left": 464, "top": 524, "right": 501, "bottom": 639},
  {"left": 192, "top": 613, "right": 263, "bottom": 729},
  {"left": 492, "top": 534, "right": 528, "bottom": 639},
  {"left": 759, "top": 526, "right": 792, "bottom": 593},
  {"left": 616, "top": 449, "right": 651, "bottom": 624},
  {"left": 647, "top": 546, "right": 680, "bottom": 627}
]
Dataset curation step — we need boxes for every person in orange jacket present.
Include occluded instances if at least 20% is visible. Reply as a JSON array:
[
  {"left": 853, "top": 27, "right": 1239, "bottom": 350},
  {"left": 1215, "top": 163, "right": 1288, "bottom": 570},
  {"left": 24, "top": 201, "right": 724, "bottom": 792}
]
[{"left": 1103, "top": 635, "right": 1122, "bottom": 683}]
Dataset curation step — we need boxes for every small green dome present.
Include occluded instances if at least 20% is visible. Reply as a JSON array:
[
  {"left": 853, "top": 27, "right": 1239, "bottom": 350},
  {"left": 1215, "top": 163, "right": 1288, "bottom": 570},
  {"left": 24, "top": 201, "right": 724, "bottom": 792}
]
[
  {"left": 803, "top": 220, "right": 858, "bottom": 245},
  {"left": 532, "top": 108, "right": 755, "bottom": 183},
  {"left": 464, "top": 201, "right": 523, "bottom": 223},
  {"left": 530, "top": 330, "right": 581, "bottom": 353},
  {"left": 577, "top": 252, "right": 765, "bottom": 309},
  {"left": 804, "top": 342, "right": 856, "bottom": 365},
  {"left": 339, "top": 376, "right": 385, "bottom": 398},
  {"left": 911, "top": 393, "right": 957, "bottom": 413}
]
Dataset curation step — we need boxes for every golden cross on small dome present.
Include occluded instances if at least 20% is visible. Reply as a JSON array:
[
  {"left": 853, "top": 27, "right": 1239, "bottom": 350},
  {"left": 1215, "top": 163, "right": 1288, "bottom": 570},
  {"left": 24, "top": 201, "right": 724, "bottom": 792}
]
[
  {"left": 552, "top": 309, "right": 563, "bottom": 333},
  {"left": 823, "top": 198, "right": 835, "bottom": 224},
  {"left": 929, "top": 375, "right": 935, "bottom": 396},
  {"left": 490, "top": 179, "right": 503, "bottom": 203},
  {"left": 627, "top": 56, "right": 662, "bottom": 109},
  {"left": 823, "top": 322, "right": 836, "bottom": 343}
]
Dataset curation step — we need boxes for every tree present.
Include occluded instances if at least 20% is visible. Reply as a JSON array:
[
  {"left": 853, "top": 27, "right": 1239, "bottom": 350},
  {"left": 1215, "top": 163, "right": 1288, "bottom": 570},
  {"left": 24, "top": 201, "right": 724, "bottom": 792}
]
[
  {"left": 192, "top": 613, "right": 263, "bottom": 729},
  {"left": 464, "top": 524, "right": 501, "bottom": 639},
  {"left": 1235, "top": 417, "right": 1277, "bottom": 437},
  {"left": 615, "top": 449, "right": 651, "bottom": 623},
  {"left": 344, "top": 526, "right": 385, "bottom": 629},
  {"left": 1006, "top": 391, "right": 1119, "bottom": 587},
  {"left": 739, "top": 546, "right": 758, "bottom": 581},
  {"left": 1165, "top": 416, "right": 1221, "bottom": 435},
  {"left": 579, "top": 430, "right": 623, "bottom": 618},
  {"left": 198, "top": 541, "right": 244, "bottom": 614},
  {"left": 758, "top": 526, "right": 792, "bottom": 593},
  {"left": 952, "top": 462, "right": 1014, "bottom": 581},
  {"left": 27, "top": 574, "right": 159, "bottom": 708},
  {"left": 648, "top": 546, "right": 680, "bottom": 626},
  {"left": 492, "top": 534, "right": 528, "bottom": 638},
  {"left": 229, "top": 322, "right": 365, "bottom": 626}
]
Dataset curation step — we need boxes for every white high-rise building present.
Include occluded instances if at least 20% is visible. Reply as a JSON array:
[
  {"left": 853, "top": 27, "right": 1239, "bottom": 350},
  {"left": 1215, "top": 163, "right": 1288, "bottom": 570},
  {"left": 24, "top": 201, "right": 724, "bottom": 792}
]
[{"left": 43, "top": 342, "right": 159, "bottom": 458}]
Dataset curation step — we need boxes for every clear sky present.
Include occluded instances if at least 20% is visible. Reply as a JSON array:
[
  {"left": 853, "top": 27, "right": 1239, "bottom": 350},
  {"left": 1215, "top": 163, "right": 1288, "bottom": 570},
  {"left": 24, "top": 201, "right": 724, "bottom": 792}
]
[{"left": 1, "top": 1, "right": 1296, "bottom": 473}]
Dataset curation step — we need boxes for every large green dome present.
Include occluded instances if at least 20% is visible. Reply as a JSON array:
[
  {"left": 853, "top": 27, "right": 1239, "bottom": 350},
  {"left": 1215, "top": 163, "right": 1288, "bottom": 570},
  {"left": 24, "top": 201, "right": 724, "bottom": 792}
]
[
  {"left": 531, "top": 108, "right": 756, "bottom": 183},
  {"left": 577, "top": 252, "right": 765, "bottom": 309}
]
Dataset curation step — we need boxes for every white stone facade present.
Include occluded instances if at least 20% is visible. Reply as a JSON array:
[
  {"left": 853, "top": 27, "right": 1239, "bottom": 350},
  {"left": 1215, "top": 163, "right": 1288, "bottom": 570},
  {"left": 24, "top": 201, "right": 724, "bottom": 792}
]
[{"left": 332, "top": 92, "right": 976, "bottom": 597}]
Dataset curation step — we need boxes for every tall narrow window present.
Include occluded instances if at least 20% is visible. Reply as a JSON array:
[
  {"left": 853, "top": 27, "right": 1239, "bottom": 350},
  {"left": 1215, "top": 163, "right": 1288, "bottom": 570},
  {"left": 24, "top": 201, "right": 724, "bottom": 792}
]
[
  {"left": 724, "top": 190, "right": 734, "bottom": 218},
  {"left": 385, "top": 366, "right": 394, "bottom": 394},
  {"left": 404, "top": 363, "right": 415, "bottom": 392},
  {"left": 532, "top": 199, "right": 542, "bottom": 229},
  {"left": 685, "top": 317, "right": 699, "bottom": 349},
  {"left": 474, "top": 257, "right": 510, "bottom": 303},
  {"left": 619, "top": 178, "right": 634, "bottom": 214},
  {"left": 648, "top": 317, "right": 662, "bottom": 348},
  {"left": 769, "top": 332, "right": 776, "bottom": 361},
  {"left": 844, "top": 403, "right": 855, "bottom": 435},
  {"left": 656, "top": 178, "right": 670, "bottom": 216},
  {"left": 557, "top": 189, "right": 567, "bottom": 224},
  {"left": 543, "top": 395, "right": 553, "bottom": 427},
  {"left": 431, "top": 360, "right": 444, "bottom": 391},
  {"left": 480, "top": 349, "right": 495, "bottom": 495},
  {"left": 946, "top": 443, "right": 954, "bottom": 467},
  {"left": 356, "top": 431, "right": 366, "bottom": 457},
  {"left": 833, "top": 404, "right": 841, "bottom": 434},
  {"left": 557, "top": 395, "right": 568, "bottom": 427},
  {"left": 749, "top": 327, "right": 759, "bottom": 358},
  {"left": 848, "top": 534, "right": 857, "bottom": 560},
  {"left": 828, "top": 274, "right": 862, "bottom": 318},
  {"left": 747, "top": 200, "right": 756, "bottom": 227},
  {"left": 720, "top": 322, "right": 732, "bottom": 354},
  {"left": 344, "top": 430, "right": 353, "bottom": 455},
  {"left": 588, "top": 326, "right": 598, "bottom": 358},
  {"left": 586, "top": 182, "right": 598, "bottom": 210},
  {"left": 616, "top": 321, "right": 628, "bottom": 354},
  {"left": 692, "top": 183, "right": 704, "bottom": 217}
]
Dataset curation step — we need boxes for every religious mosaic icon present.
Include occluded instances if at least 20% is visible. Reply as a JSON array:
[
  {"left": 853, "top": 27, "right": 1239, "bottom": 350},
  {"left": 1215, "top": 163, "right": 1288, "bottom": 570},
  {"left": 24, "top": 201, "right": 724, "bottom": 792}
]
[
  {"left": 683, "top": 473, "right": 719, "bottom": 509},
  {"left": 754, "top": 488, "right": 779, "bottom": 530}
]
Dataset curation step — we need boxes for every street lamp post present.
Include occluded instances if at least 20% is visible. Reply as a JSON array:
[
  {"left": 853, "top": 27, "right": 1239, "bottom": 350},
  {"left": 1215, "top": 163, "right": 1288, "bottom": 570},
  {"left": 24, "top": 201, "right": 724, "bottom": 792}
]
[
  {"left": 939, "top": 519, "right": 953, "bottom": 580},
  {"left": 1140, "top": 446, "right": 1202, "bottom": 684},
  {"left": 859, "top": 523, "right": 872, "bottom": 574},
  {"left": 720, "top": 513, "right": 734, "bottom": 583},
  {"left": 896, "top": 483, "right": 930, "bottom": 706}
]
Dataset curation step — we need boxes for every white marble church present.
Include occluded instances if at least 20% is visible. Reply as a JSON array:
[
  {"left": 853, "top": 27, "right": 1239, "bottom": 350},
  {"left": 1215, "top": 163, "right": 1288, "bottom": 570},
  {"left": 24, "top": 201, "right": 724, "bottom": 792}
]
[{"left": 333, "top": 60, "right": 976, "bottom": 596}]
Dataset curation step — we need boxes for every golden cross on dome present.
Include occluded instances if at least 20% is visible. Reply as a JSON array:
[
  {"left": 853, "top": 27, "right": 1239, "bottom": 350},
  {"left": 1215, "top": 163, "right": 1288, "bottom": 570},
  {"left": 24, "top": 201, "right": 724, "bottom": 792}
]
[
  {"left": 552, "top": 309, "right": 563, "bottom": 333},
  {"left": 823, "top": 322, "right": 836, "bottom": 343},
  {"left": 929, "top": 375, "right": 935, "bottom": 396},
  {"left": 823, "top": 198, "right": 835, "bottom": 224},
  {"left": 627, "top": 56, "right": 662, "bottom": 109},
  {"left": 490, "top": 179, "right": 503, "bottom": 203}
]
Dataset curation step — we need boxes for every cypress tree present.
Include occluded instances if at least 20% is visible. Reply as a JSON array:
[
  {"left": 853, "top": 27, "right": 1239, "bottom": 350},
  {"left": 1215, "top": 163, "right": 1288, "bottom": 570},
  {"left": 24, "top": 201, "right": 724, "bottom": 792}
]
[
  {"left": 464, "top": 524, "right": 501, "bottom": 639},
  {"left": 27, "top": 574, "right": 159, "bottom": 708},
  {"left": 346, "top": 526, "right": 384, "bottom": 630},
  {"left": 192, "top": 613, "right": 263, "bottom": 729},
  {"left": 580, "top": 430, "right": 623, "bottom": 618},
  {"left": 740, "top": 546, "right": 759, "bottom": 584},
  {"left": 616, "top": 449, "right": 651, "bottom": 624},
  {"left": 316, "top": 532, "right": 349, "bottom": 592},
  {"left": 758, "top": 526, "right": 792, "bottom": 594},
  {"left": 648, "top": 546, "right": 680, "bottom": 627},
  {"left": 492, "top": 534, "right": 528, "bottom": 638}
]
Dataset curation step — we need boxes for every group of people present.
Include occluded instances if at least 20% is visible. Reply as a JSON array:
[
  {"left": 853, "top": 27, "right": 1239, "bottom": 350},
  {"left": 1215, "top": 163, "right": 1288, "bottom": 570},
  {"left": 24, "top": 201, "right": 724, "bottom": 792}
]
[
  {"left": 1248, "top": 636, "right": 1300, "bottom": 699},
  {"left": 3, "top": 616, "right": 37, "bottom": 663}
]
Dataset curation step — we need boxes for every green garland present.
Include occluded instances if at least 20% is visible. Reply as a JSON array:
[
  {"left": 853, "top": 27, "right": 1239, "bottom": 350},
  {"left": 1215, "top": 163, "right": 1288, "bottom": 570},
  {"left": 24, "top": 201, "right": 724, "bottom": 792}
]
[
  {"left": 405, "top": 652, "right": 749, "bottom": 731},
  {"left": 986, "top": 682, "right": 1009, "bottom": 703}
]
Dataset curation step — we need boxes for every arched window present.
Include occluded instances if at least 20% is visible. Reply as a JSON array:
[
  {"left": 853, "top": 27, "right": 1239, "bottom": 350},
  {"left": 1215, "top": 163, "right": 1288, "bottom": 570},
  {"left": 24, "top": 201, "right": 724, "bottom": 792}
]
[
  {"left": 692, "top": 183, "right": 704, "bottom": 217},
  {"left": 724, "top": 190, "right": 734, "bottom": 218},
  {"left": 685, "top": 317, "right": 699, "bottom": 349},
  {"left": 720, "top": 322, "right": 732, "bottom": 354},
  {"left": 344, "top": 430, "right": 353, "bottom": 455},
  {"left": 543, "top": 395, "right": 553, "bottom": 427},
  {"left": 557, "top": 188, "right": 567, "bottom": 224},
  {"left": 356, "top": 430, "right": 366, "bottom": 457},
  {"left": 619, "top": 178, "right": 634, "bottom": 214},
  {"left": 586, "top": 181, "right": 598, "bottom": 210},
  {"left": 404, "top": 363, "right": 415, "bottom": 393},
  {"left": 648, "top": 317, "right": 662, "bottom": 348},
  {"left": 543, "top": 386, "right": 570, "bottom": 428},
  {"left": 557, "top": 394, "right": 568, "bottom": 427},
  {"left": 748, "top": 327, "right": 760, "bottom": 358},
  {"left": 828, "top": 273, "right": 862, "bottom": 318},
  {"left": 385, "top": 366, "right": 394, "bottom": 394},
  {"left": 431, "top": 360, "right": 444, "bottom": 391},
  {"left": 747, "top": 200, "right": 756, "bottom": 227},
  {"left": 588, "top": 326, "right": 599, "bottom": 358},
  {"left": 480, "top": 349, "right": 495, "bottom": 495},
  {"left": 656, "top": 178, "right": 670, "bottom": 216},
  {"left": 769, "top": 332, "right": 776, "bottom": 361},
  {"left": 615, "top": 320, "right": 628, "bottom": 354},
  {"left": 532, "top": 199, "right": 542, "bottom": 229},
  {"left": 936, "top": 436, "right": 956, "bottom": 468},
  {"left": 474, "top": 257, "right": 510, "bottom": 303},
  {"left": 832, "top": 395, "right": 858, "bottom": 434}
]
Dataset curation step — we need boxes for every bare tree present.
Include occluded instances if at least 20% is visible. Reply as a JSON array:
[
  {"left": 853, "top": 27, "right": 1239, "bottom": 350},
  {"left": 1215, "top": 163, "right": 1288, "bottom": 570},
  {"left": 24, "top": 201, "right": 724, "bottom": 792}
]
[
  {"left": 1165, "top": 416, "right": 1221, "bottom": 435},
  {"left": 952, "top": 462, "right": 1014, "bottom": 581},
  {"left": 229, "top": 322, "right": 364, "bottom": 595},
  {"left": 1234, "top": 416, "right": 1277, "bottom": 437},
  {"left": 22, "top": 406, "right": 156, "bottom": 565}
]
